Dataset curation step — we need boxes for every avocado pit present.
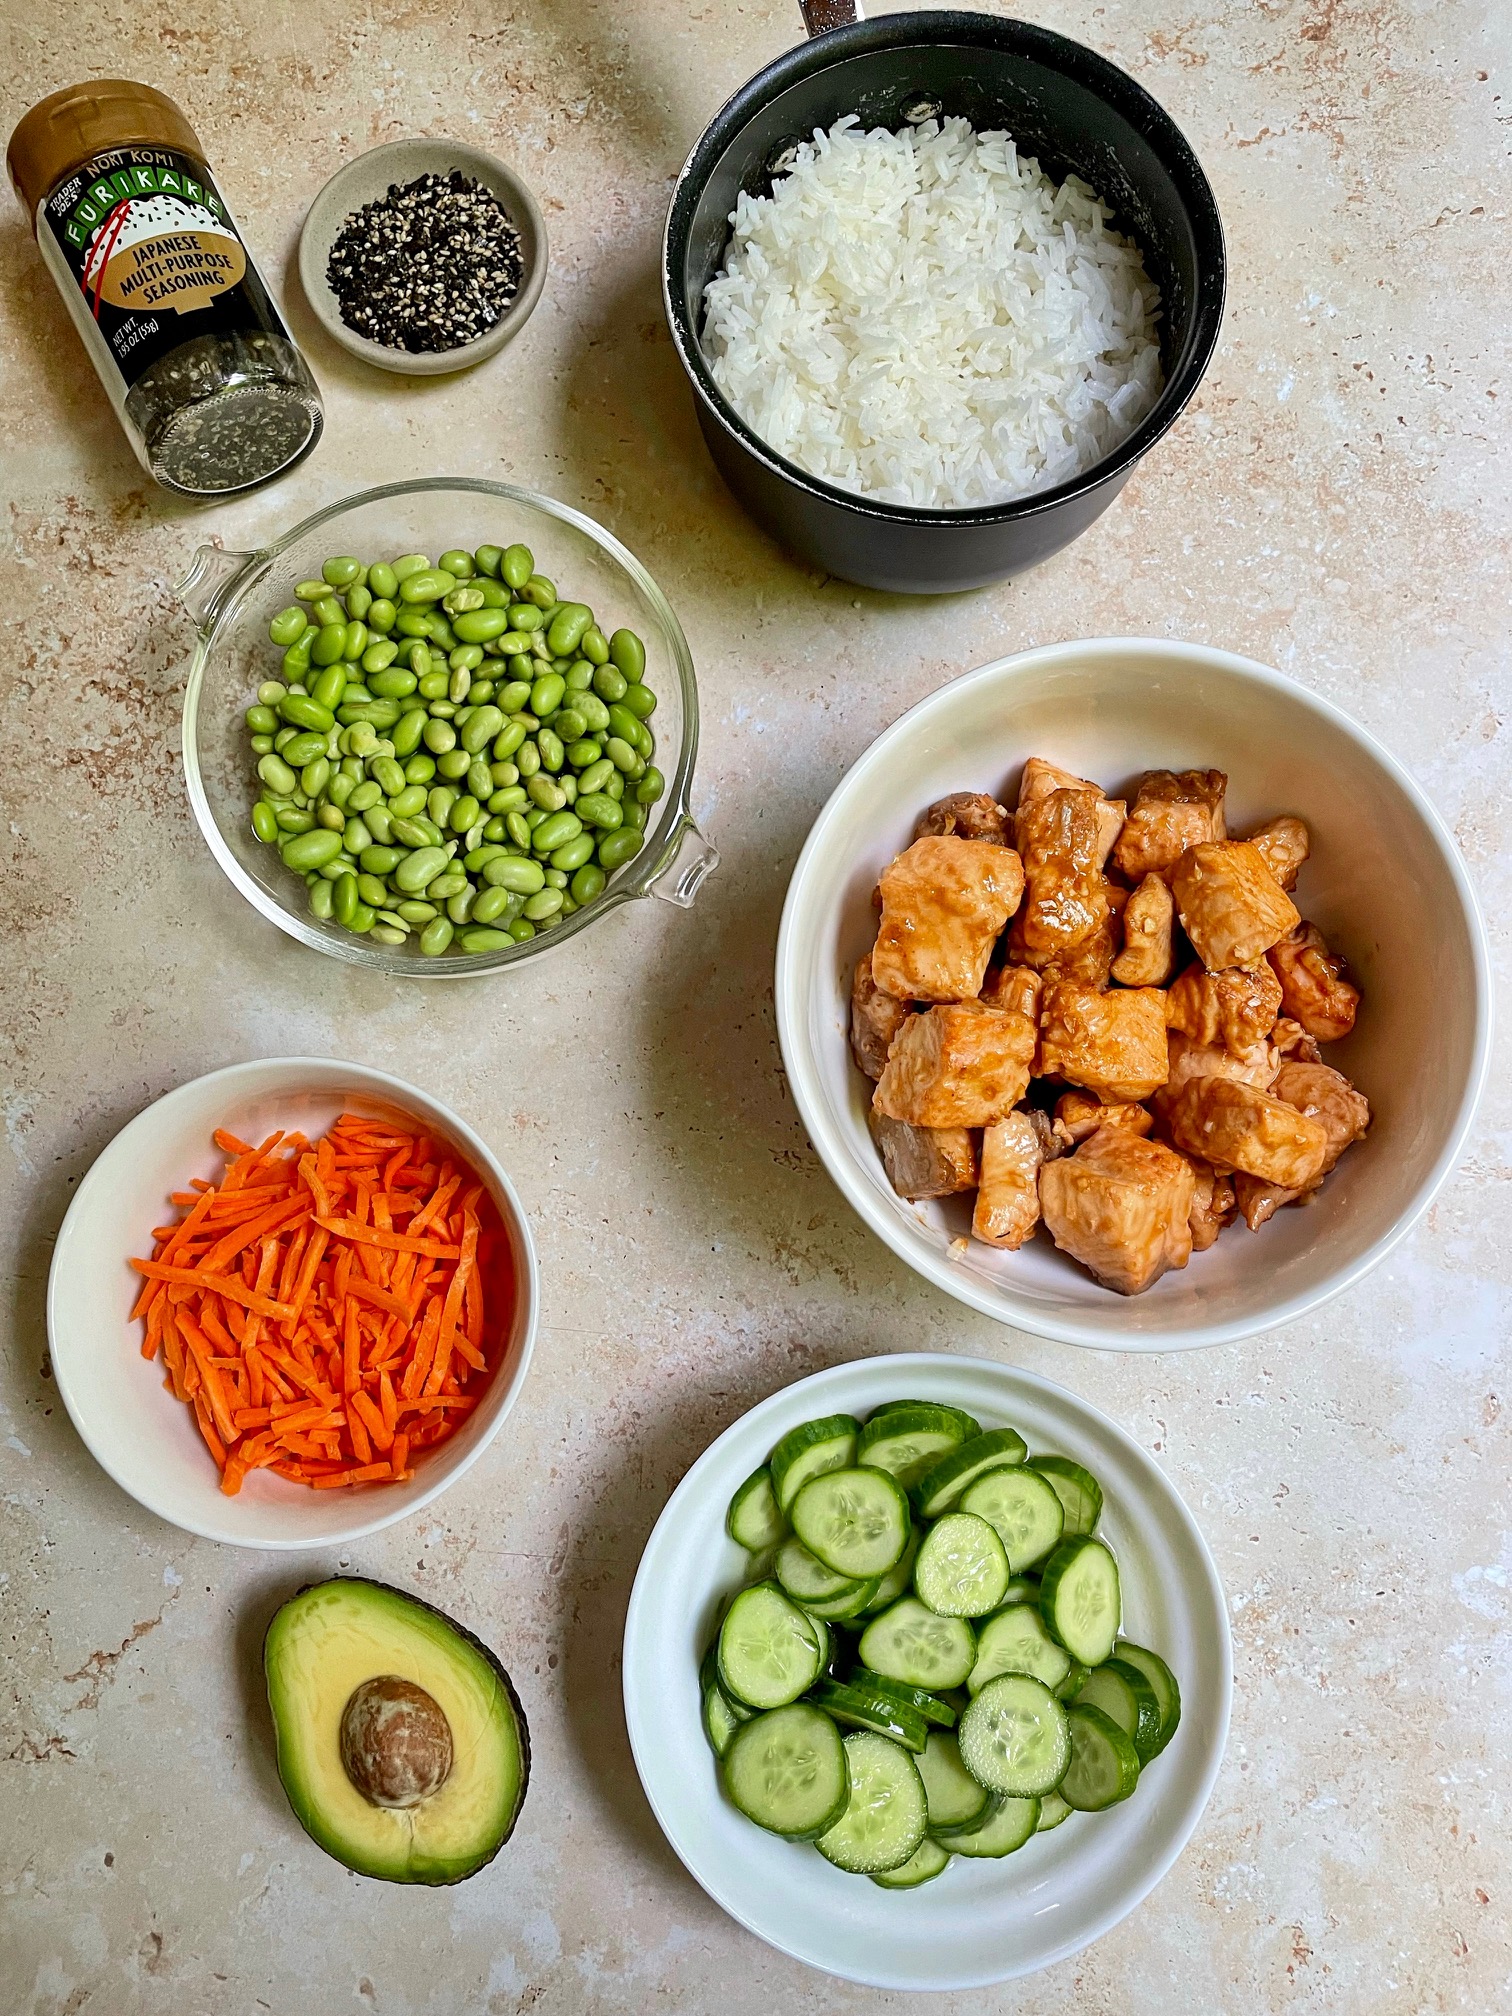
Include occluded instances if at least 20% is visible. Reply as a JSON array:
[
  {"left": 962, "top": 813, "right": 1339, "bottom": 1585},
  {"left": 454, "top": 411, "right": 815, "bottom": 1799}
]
[{"left": 340, "top": 1675, "right": 454, "bottom": 1809}]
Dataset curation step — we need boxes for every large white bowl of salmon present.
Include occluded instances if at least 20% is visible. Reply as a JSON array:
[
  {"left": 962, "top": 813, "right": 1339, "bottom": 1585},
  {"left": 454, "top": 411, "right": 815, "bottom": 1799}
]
[{"left": 775, "top": 639, "right": 1491, "bottom": 1349}]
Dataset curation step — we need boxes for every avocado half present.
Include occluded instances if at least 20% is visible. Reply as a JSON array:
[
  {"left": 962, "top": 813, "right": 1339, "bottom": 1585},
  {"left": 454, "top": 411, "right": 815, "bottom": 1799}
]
[{"left": 264, "top": 1578, "right": 529, "bottom": 1885}]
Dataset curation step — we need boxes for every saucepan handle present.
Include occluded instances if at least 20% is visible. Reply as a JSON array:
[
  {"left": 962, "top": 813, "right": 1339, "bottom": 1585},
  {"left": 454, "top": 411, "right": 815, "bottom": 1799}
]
[{"left": 799, "top": 0, "right": 861, "bottom": 37}]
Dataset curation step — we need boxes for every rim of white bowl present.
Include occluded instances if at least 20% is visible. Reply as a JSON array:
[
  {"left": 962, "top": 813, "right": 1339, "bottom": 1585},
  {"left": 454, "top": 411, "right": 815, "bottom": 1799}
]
[
  {"left": 622, "top": 1352, "right": 1233, "bottom": 1987},
  {"left": 45, "top": 1057, "right": 539, "bottom": 1548},
  {"left": 775, "top": 637, "right": 1495, "bottom": 1351}
]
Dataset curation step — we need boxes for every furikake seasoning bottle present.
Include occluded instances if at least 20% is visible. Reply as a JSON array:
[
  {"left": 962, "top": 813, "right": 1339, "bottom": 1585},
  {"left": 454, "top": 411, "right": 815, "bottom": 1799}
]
[{"left": 6, "top": 80, "right": 322, "bottom": 498}]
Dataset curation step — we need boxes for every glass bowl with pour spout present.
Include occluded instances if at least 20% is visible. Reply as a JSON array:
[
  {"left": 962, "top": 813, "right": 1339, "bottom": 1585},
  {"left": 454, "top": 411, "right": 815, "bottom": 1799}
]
[{"left": 178, "top": 477, "right": 716, "bottom": 976}]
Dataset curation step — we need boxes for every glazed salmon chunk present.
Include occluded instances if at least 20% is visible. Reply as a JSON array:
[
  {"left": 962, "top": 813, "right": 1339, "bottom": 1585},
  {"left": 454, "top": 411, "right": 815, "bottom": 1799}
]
[
  {"left": 1038, "top": 983, "right": 1169, "bottom": 1103},
  {"left": 1246, "top": 814, "right": 1310, "bottom": 892},
  {"left": 1039, "top": 1131, "right": 1196, "bottom": 1295},
  {"left": 1233, "top": 1062, "right": 1371, "bottom": 1227},
  {"left": 1110, "top": 872, "right": 1177, "bottom": 987},
  {"left": 872, "top": 836, "right": 1024, "bottom": 1001},
  {"left": 1170, "top": 840, "right": 1300, "bottom": 971},
  {"left": 873, "top": 1002, "right": 1037, "bottom": 1128},
  {"left": 1165, "top": 1076, "right": 1331, "bottom": 1188},
  {"left": 850, "top": 948, "right": 912, "bottom": 1080},
  {"left": 972, "top": 1112, "right": 1045, "bottom": 1249},
  {"left": 869, "top": 1112, "right": 980, "bottom": 1200},
  {"left": 1164, "top": 959, "right": 1283, "bottom": 1057},
  {"left": 1008, "top": 788, "right": 1110, "bottom": 975},
  {"left": 1266, "top": 920, "right": 1361, "bottom": 1041},
  {"left": 1112, "top": 768, "right": 1227, "bottom": 882}
]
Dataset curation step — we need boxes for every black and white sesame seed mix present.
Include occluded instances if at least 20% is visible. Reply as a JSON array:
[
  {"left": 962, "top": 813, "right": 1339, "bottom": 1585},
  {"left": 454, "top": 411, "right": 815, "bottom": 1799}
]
[{"left": 326, "top": 170, "right": 525, "bottom": 354}]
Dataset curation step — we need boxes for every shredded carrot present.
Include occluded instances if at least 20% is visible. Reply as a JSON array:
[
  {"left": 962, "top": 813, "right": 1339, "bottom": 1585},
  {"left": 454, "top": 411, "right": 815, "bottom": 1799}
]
[{"left": 129, "top": 1114, "right": 510, "bottom": 1496}]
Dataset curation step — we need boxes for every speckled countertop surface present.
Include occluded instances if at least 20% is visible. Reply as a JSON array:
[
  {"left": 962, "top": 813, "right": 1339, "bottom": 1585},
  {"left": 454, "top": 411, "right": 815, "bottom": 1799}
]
[{"left": 2, "top": 2, "right": 1509, "bottom": 2010}]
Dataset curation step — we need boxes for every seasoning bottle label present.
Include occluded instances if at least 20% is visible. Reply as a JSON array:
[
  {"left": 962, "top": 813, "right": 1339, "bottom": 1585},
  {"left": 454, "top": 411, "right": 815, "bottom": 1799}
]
[{"left": 39, "top": 143, "right": 286, "bottom": 391}]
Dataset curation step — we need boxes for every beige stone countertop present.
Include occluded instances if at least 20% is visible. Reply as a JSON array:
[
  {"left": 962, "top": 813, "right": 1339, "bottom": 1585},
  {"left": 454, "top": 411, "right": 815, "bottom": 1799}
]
[{"left": 2, "top": 1, "right": 1508, "bottom": 2010}]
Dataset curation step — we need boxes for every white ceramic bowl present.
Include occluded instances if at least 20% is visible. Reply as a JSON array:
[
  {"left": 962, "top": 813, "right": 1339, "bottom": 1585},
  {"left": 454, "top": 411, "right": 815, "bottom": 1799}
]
[
  {"left": 623, "top": 1354, "right": 1230, "bottom": 1989},
  {"left": 47, "top": 1058, "right": 538, "bottom": 1549},
  {"left": 776, "top": 638, "right": 1492, "bottom": 1350}
]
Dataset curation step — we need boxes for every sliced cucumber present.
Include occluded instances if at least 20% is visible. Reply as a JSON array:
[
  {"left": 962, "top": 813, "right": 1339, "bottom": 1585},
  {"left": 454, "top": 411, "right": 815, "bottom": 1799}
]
[
  {"left": 718, "top": 1582, "right": 826, "bottom": 1710},
  {"left": 1035, "top": 1790, "right": 1072, "bottom": 1833},
  {"left": 726, "top": 1464, "right": 787, "bottom": 1551},
  {"left": 861, "top": 1526, "right": 919, "bottom": 1614},
  {"left": 1078, "top": 1658, "right": 1163, "bottom": 1764},
  {"left": 1057, "top": 1660, "right": 1090, "bottom": 1702},
  {"left": 700, "top": 1643, "right": 752, "bottom": 1757},
  {"left": 911, "top": 1428, "right": 1028, "bottom": 1519},
  {"left": 868, "top": 1399, "right": 981, "bottom": 1440},
  {"left": 1060, "top": 1702, "right": 1141, "bottom": 1811},
  {"left": 1040, "top": 1536, "right": 1121, "bottom": 1667},
  {"left": 815, "top": 1731, "right": 928, "bottom": 1874},
  {"left": 1027, "top": 1455, "right": 1103, "bottom": 1536},
  {"left": 723, "top": 1703, "right": 850, "bottom": 1839},
  {"left": 958, "top": 1673, "right": 1071, "bottom": 1798},
  {"left": 801, "top": 1577, "right": 881, "bottom": 1622},
  {"left": 859, "top": 1598, "right": 976, "bottom": 1691},
  {"left": 742, "top": 1544, "right": 780, "bottom": 1587},
  {"left": 858, "top": 1405, "right": 972, "bottom": 1488},
  {"left": 914, "top": 1511, "right": 1010, "bottom": 1618},
  {"left": 857, "top": 1671, "right": 958, "bottom": 1728},
  {"left": 967, "top": 1602, "right": 1073, "bottom": 1695},
  {"left": 792, "top": 1467, "right": 911, "bottom": 1580},
  {"left": 809, "top": 1678, "right": 928, "bottom": 1753},
  {"left": 769, "top": 1414, "right": 859, "bottom": 1513},
  {"left": 869, "top": 1835, "right": 950, "bottom": 1889},
  {"left": 1114, "top": 1640, "right": 1181, "bottom": 1756},
  {"left": 915, "top": 1729, "right": 992, "bottom": 1833},
  {"left": 1000, "top": 1575, "right": 1041, "bottom": 1607},
  {"left": 960, "top": 1466, "right": 1065, "bottom": 1572},
  {"left": 944, "top": 1793, "right": 1039, "bottom": 1858},
  {"left": 776, "top": 1535, "right": 858, "bottom": 1605}
]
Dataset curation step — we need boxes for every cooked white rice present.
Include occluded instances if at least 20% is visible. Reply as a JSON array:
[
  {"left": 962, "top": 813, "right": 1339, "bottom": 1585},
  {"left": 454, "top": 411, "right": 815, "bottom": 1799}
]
[{"left": 701, "top": 116, "right": 1164, "bottom": 511}]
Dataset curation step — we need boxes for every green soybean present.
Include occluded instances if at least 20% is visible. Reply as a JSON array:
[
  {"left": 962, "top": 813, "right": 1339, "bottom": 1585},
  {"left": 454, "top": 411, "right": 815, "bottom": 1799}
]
[
  {"left": 474, "top": 544, "right": 504, "bottom": 578},
  {"left": 483, "top": 856, "right": 545, "bottom": 894},
  {"left": 576, "top": 791, "right": 623, "bottom": 830},
  {"left": 322, "top": 555, "right": 363, "bottom": 588},
  {"left": 393, "top": 846, "right": 448, "bottom": 893},
  {"left": 598, "top": 828, "right": 645, "bottom": 871},
  {"left": 581, "top": 625, "right": 610, "bottom": 665},
  {"left": 309, "top": 877, "right": 335, "bottom": 920},
  {"left": 391, "top": 709, "right": 427, "bottom": 758},
  {"left": 270, "top": 606, "right": 309, "bottom": 647},
  {"left": 551, "top": 833, "right": 596, "bottom": 873},
  {"left": 258, "top": 752, "right": 298, "bottom": 795},
  {"left": 571, "top": 862, "right": 606, "bottom": 905},
  {"left": 367, "top": 597, "right": 397, "bottom": 633},
  {"left": 471, "top": 884, "right": 521, "bottom": 926},
  {"left": 252, "top": 801, "right": 280, "bottom": 843},
  {"left": 420, "top": 917, "right": 455, "bottom": 957},
  {"left": 546, "top": 604, "right": 593, "bottom": 657},
  {"left": 310, "top": 664, "right": 348, "bottom": 711},
  {"left": 452, "top": 607, "right": 512, "bottom": 644},
  {"left": 501, "top": 544, "right": 533, "bottom": 590},
  {"left": 532, "top": 810, "right": 582, "bottom": 853},
  {"left": 459, "top": 927, "right": 514, "bottom": 951},
  {"left": 593, "top": 663, "right": 627, "bottom": 703},
  {"left": 281, "top": 828, "right": 343, "bottom": 872}
]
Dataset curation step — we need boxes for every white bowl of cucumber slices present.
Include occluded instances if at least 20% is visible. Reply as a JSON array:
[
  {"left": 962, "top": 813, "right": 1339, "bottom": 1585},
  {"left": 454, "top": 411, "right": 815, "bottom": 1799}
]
[{"left": 623, "top": 1354, "right": 1231, "bottom": 1989}]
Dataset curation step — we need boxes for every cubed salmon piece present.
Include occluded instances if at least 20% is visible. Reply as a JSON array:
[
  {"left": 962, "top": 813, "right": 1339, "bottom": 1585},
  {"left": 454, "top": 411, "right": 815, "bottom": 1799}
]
[
  {"left": 1232, "top": 1061, "right": 1371, "bottom": 1227},
  {"left": 1266, "top": 920, "right": 1360, "bottom": 1042},
  {"left": 1171, "top": 840, "right": 1300, "bottom": 971},
  {"left": 869, "top": 1111, "right": 980, "bottom": 1200},
  {"left": 1039, "top": 1131, "right": 1196, "bottom": 1295},
  {"left": 1007, "top": 789, "right": 1110, "bottom": 974},
  {"left": 1246, "top": 815, "right": 1310, "bottom": 892},
  {"left": 850, "top": 948, "right": 912, "bottom": 1080},
  {"left": 872, "top": 837, "right": 1024, "bottom": 1002},
  {"left": 1110, "top": 873, "right": 1176, "bottom": 987},
  {"left": 1164, "top": 1076, "right": 1331, "bottom": 1186},
  {"left": 873, "top": 1002, "right": 1037, "bottom": 1127},
  {"left": 1164, "top": 958, "right": 1283, "bottom": 1055},
  {"left": 979, "top": 963, "right": 1042, "bottom": 1022},
  {"left": 1052, "top": 1089, "right": 1154, "bottom": 1150},
  {"left": 914, "top": 792, "right": 1013, "bottom": 846},
  {"left": 972, "top": 1111, "right": 1044, "bottom": 1249},
  {"left": 1112, "top": 769, "right": 1228, "bottom": 881},
  {"left": 1013, "top": 757, "right": 1125, "bottom": 866},
  {"left": 1038, "top": 982, "right": 1169, "bottom": 1102}
]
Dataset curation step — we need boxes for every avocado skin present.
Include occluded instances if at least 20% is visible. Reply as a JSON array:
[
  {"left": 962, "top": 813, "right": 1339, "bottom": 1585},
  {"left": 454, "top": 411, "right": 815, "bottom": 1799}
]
[{"left": 263, "top": 1576, "right": 530, "bottom": 1885}]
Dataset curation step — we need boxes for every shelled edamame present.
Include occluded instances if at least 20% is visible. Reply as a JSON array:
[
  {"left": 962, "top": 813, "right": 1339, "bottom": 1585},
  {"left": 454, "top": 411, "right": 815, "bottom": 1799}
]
[{"left": 245, "top": 541, "right": 665, "bottom": 954}]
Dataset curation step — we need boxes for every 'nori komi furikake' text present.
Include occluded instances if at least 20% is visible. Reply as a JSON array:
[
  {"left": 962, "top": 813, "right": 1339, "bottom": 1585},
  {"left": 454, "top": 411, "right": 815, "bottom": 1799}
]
[{"left": 327, "top": 171, "right": 525, "bottom": 353}]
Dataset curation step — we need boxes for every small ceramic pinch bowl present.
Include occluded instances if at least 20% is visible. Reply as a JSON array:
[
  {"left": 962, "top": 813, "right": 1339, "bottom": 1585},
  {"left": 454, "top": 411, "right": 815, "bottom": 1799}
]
[
  {"left": 775, "top": 638, "right": 1492, "bottom": 1350},
  {"left": 298, "top": 137, "right": 547, "bottom": 375},
  {"left": 46, "top": 1057, "right": 538, "bottom": 1550},
  {"left": 623, "top": 1353, "right": 1232, "bottom": 1988}
]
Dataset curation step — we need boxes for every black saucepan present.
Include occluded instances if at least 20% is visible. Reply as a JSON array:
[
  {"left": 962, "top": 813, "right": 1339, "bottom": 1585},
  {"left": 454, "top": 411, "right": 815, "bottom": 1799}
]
[{"left": 662, "top": 7, "right": 1225, "bottom": 594}]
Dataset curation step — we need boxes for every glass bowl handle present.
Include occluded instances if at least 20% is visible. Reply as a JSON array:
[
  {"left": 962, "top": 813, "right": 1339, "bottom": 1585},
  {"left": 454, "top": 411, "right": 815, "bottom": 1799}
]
[
  {"left": 178, "top": 544, "right": 260, "bottom": 636},
  {"left": 646, "top": 816, "right": 720, "bottom": 910}
]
